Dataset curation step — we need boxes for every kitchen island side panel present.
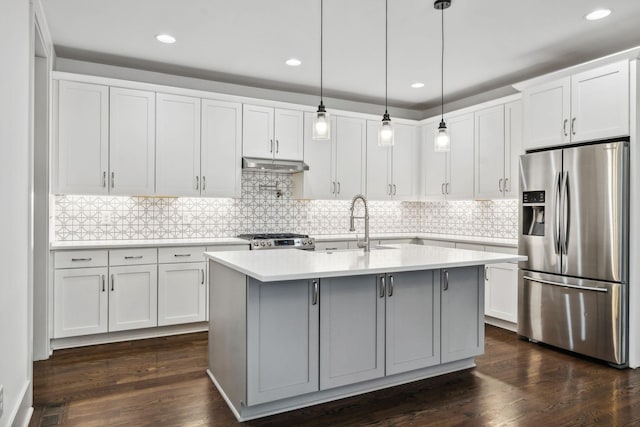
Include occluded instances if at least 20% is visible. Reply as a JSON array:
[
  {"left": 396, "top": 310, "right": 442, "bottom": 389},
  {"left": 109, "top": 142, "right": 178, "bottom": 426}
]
[{"left": 209, "top": 261, "right": 247, "bottom": 409}]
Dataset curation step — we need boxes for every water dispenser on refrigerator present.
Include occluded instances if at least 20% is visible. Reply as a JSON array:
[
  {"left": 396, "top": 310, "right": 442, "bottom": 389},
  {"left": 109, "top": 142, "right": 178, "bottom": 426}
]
[{"left": 522, "top": 191, "right": 545, "bottom": 236}]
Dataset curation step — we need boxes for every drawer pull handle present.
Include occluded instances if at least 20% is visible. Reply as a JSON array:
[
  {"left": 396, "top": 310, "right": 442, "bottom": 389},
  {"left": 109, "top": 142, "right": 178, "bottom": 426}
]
[
  {"left": 71, "top": 258, "right": 92, "bottom": 262},
  {"left": 174, "top": 254, "right": 191, "bottom": 257},
  {"left": 124, "top": 256, "right": 143, "bottom": 260}
]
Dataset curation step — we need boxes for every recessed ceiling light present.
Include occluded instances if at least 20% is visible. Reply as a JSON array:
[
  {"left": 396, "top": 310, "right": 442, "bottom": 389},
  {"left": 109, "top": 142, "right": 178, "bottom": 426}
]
[
  {"left": 411, "top": 82, "right": 425, "bottom": 88},
  {"left": 585, "top": 8, "right": 611, "bottom": 21},
  {"left": 285, "top": 58, "right": 302, "bottom": 66},
  {"left": 155, "top": 34, "right": 176, "bottom": 44}
]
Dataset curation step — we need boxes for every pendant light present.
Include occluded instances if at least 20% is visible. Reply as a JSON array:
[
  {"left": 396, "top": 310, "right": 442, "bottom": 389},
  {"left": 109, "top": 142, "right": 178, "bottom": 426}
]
[
  {"left": 378, "top": 0, "right": 394, "bottom": 147},
  {"left": 434, "top": 0, "right": 451, "bottom": 152},
  {"left": 312, "top": 0, "right": 331, "bottom": 140}
]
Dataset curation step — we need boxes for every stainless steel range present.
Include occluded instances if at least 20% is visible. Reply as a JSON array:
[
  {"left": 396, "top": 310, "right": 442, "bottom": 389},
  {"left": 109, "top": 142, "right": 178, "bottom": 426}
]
[{"left": 237, "top": 233, "right": 315, "bottom": 250}]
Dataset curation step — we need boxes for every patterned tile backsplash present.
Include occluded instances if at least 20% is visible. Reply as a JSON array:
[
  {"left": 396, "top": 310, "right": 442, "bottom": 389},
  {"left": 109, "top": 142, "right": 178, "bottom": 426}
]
[{"left": 54, "top": 172, "right": 518, "bottom": 241}]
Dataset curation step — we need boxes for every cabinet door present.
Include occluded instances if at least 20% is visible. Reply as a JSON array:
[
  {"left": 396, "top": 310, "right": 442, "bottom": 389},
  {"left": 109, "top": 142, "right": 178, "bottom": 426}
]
[
  {"left": 320, "top": 275, "right": 384, "bottom": 390},
  {"left": 158, "top": 262, "right": 206, "bottom": 326},
  {"left": 243, "top": 104, "right": 274, "bottom": 158},
  {"left": 108, "top": 264, "right": 158, "bottom": 332},
  {"left": 294, "top": 113, "right": 335, "bottom": 199},
  {"left": 55, "top": 80, "right": 109, "bottom": 194},
  {"left": 386, "top": 271, "right": 440, "bottom": 375},
  {"left": 156, "top": 93, "right": 201, "bottom": 196},
  {"left": 571, "top": 60, "right": 629, "bottom": 143},
  {"left": 109, "top": 87, "right": 155, "bottom": 195},
  {"left": 366, "top": 120, "right": 392, "bottom": 200},
  {"left": 274, "top": 108, "right": 304, "bottom": 160},
  {"left": 335, "top": 116, "right": 366, "bottom": 200},
  {"left": 523, "top": 77, "right": 570, "bottom": 150},
  {"left": 53, "top": 267, "right": 108, "bottom": 338},
  {"left": 484, "top": 263, "right": 518, "bottom": 323},
  {"left": 474, "top": 105, "right": 505, "bottom": 199},
  {"left": 421, "top": 121, "right": 446, "bottom": 200},
  {"left": 447, "top": 114, "right": 475, "bottom": 200},
  {"left": 441, "top": 266, "right": 484, "bottom": 363},
  {"left": 504, "top": 100, "right": 523, "bottom": 197},
  {"left": 247, "top": 278, "right": 319, "bottom": 405},
  {"left": 391, "top": 124, "right": 417, "bottom": 200},
  {"left": 201, "top": 99, "right": 242, "bottom": 198}
]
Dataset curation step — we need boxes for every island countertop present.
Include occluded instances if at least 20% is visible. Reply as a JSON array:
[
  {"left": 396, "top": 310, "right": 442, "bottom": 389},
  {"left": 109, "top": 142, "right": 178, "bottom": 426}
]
[{"left": 204, "top": 244, "right": 526, "bottom": 282}]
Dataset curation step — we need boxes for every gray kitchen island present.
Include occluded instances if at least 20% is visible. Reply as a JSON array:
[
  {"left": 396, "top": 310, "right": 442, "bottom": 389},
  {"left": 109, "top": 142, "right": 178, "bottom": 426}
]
[{"left": 205, "top": 244, "right": 526, "bottom": 421}]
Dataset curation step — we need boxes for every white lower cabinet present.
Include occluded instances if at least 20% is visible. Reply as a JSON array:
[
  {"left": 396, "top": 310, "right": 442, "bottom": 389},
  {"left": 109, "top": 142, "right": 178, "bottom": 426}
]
[
  {"left": 158, "top": 262, "right": 207, "bottom": 326},
  {"left": 108, "top": 264, "right": 158, "bottom": 332},
  {"left": 385, "top": 271, "right": 441, "bottom": 375},
  {"left": 484, "top": 263, "right": 518, "bottom": 323},
  {"left": 53, "top": 267, "right": 109, "bottom": 338},
  {"left": 319, "top": 275, "right": 385, "bottom": 390},
  {"left": 440, "top": 266, "right": 484, "bottom": 363},
  {"left": 246, "top": 278, "right": 319, "bottom": 405}
]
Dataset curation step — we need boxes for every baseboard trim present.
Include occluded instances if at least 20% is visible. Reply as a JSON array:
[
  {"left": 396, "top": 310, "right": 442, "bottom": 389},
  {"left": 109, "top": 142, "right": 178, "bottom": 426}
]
[
  {"left": 7, "top": 380, "right": 33, "bottom": 427},
  {"left": 484, "top": 316, "right": 517, "bottom": 332}
]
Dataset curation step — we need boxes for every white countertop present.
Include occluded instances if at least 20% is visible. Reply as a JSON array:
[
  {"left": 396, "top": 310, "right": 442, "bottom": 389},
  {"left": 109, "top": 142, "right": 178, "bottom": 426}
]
[
  {"left": 205, "top": 244, "right": 526, "bottom": 282},
  {"left": 50, "top": 237, "right": 249, "bottom": 250}
]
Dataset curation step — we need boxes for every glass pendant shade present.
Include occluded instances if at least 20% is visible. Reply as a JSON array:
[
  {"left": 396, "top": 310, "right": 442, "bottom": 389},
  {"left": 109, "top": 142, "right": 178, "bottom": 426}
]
[
  {"left": 434, "top": 120, "right": 450, "bottom": 152},
  {"left": 378, "top": 113, "right": 394, "bottom": 147},
  {"left": 312, "top": 105, "right": 331, "bottom": 140}
]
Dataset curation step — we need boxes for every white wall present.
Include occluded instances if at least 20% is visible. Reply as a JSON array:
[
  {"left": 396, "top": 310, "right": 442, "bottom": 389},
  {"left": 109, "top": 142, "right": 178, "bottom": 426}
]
[{"left": 0, "top": 0, "right": 33, "bottom": 425}]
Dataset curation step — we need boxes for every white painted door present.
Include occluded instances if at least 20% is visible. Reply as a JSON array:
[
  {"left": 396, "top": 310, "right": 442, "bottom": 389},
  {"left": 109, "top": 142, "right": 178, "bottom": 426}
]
[
  {"left": 570, "top": 60, "right": 629, "bottom": 143},
  {"left": 109, "top": 87, "right": 155, "bottom": 195},
  {"left": 53, "top": 267, "right": 108, "bottom": 338},
  {"left": 441, "top": 266, "right": 484, "bottom": 363},
  {"left": 504, "top": 100, "right": 523, "bottom": 197},
  {"left": 200, "top": 99, "right": 242, "bottom": 198},
  {"left": 421, "top": 121, "right": 446, "bottom": 200},
  {"left": 484, "top": 263, "right": 518, "bottom": 323},
  {"left": 320, "top": 275, "right": 385, "bottom": 390},
  {"left": 246, "top": 278, "right": 319, "bottom": 405},
  {"left": 296, "top": 113, "right": 335, "bottom": 199},
  {"left": 366, "top": 120, "right": 392, "bottom": 200},
  {"left": 391, "top": 124, "right": 417, "bottom": 200},
  {"left": 385, "top": 271, "right": 441, "bottom": 375},
  {"left": 523, "top": 77, "right": 570, "bottom": 150},
  {"left": 158, "top": 262, "right": 206, "bottom": 326},
  {"left": 446, "top": 113, "right": 475, "bottom": 200},
  {"left": 55, "top": 80, "right": 108, "bottom": 194},
  {"left": 474, "top": 105, "right": 505, "bottom": 199},
  {"left": 335, "top": 116, "right": 366, "bottom": 200},
  {"left": 274, "top": 108, "right": 304, "bottom": 160},
  {"left": 242, "top": 104, "right": 274, "bottom": 158},
  {"left": 108, "top": 264, "right": 158, "bottom": 332},
  {"left": 156, "top": 93, "right": 201, "bottom": 196}
]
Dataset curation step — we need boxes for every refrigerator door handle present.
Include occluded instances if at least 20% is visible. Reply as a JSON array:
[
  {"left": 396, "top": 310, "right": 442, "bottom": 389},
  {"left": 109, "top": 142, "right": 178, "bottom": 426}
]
[
  {"left": 561, "top": 171, "right": 570, "bottom": 255},
  {"left": 522, "top": 276, "right": 608, "bottom": 293},
  {"left": 553, "top": 171, "right": 562, "bottom": 255}
]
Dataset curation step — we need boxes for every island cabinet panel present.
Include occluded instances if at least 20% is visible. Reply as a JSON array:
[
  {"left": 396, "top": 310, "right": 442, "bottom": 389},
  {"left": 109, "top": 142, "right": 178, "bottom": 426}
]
[
  {"left": 440, "top": 266, "right": 485, "bottom": 363},
  {"left": 385, "top": 271, "right": 441, "bottom": 375},
  {"left": 247, "top": 278, "right": 319, "bottom": 405},
  {"left": 319, "top": 275, "right": 385, "bottom": 390}
]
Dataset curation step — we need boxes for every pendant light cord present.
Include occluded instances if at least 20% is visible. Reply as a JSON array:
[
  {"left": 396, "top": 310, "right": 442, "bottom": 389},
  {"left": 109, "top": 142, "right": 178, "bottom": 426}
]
[
  {"left": 440, "top": 5, "right": 444, "bottom": 121},
  {"left": 385, "top": 0, "right": 388, "bottom": 114},
  {"left": 320, "top": 0, "right": 324, "bottom": 104}
]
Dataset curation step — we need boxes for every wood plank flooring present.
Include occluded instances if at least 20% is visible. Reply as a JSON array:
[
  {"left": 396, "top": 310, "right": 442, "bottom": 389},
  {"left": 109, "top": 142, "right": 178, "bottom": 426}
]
[{"left": 30, "top": 326, "right": 640, "bottom": 426}]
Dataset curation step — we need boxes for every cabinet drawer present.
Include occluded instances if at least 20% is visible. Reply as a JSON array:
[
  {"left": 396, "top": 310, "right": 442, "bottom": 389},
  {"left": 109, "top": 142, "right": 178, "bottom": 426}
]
[
  {"left": 206, "top": 244, "right": 250, "bottom": 252},
  {"left": 159, "top": 246, "right": 207, "bottom": 263},
  {"left": 109, "top": 248, "right": 157, "bottom": 266},
  {"left": 55, "top": 250, "right": 108, "bottom": 269}
]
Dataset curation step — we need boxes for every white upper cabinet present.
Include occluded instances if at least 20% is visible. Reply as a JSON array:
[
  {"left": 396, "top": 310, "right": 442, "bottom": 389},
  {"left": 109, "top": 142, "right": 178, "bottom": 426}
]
[
  {"left": 155, "top": 93, "right": 201, "bottom": 196},
  {"left": 474, "top": 105, "right": 505, "bottom": 199},
  {"left": 334, "top": 116, "right": 366, "bottom": 200},
  {"left": 293, "top": 113, "right": 336, "bottom": 199},
  {"left": 366, "top": 122, "right": 417, "bottom": 200},
  {"left": 55, "top": 80, "right": 109, "bottom": 194},
  {"left": 523, "top": 60, "right": 629, "bottom": 151},
  {"left": 505, "top": 100, "right": 523, "bottom": 197},
  {"left": 201, "top": 99, "right": 242, "bottom": 198},
  {"left": 242, "top": 105, "right": 303, "bottom": 161},
  {"left": 423, "top": 113, "right": 474, "bottom": 200},
  {"left": 109, "top": 87, "right": 156, "bottom": 195}
]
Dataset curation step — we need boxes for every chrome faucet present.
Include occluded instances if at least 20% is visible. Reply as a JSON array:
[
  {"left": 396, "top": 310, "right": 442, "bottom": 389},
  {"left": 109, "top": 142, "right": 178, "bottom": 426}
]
[{"left": 349, "top": 194, "right": 370, "bottom": 252}]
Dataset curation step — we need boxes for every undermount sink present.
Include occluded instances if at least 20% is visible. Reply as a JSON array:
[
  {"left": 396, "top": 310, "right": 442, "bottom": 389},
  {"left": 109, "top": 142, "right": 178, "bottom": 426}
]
[{"left": 321, "top": 245, "right": 397, "bottom": 253}]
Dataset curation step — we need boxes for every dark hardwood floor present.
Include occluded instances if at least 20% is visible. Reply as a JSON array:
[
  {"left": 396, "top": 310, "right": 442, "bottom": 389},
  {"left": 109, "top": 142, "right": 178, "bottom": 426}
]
[{"left": 31, "top": 326, "right": 640, "bottom": 426}]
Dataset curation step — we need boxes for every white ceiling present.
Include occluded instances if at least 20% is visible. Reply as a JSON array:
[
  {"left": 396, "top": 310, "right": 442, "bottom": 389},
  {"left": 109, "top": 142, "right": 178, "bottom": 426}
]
[{"left": 42, "top": 0, "right": 640, "bottom": 111}]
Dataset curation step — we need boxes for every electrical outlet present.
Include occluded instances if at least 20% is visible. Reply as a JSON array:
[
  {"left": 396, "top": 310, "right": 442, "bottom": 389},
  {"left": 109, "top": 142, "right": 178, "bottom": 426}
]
[{"left": 0, "top": 384, "right": 4, "bottom": 418}]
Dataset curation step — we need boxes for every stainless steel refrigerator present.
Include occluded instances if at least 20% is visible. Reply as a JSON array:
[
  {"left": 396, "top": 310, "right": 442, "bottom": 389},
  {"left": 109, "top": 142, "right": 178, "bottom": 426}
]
[{"left": 518, "top": 140, "right": 629, "bottom": 366}]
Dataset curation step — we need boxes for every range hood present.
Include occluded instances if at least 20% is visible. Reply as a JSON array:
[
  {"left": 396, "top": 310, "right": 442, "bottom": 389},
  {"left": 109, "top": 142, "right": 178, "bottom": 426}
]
[{"left": 242, "top": 157, "right": 309, "bottom": 174}]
